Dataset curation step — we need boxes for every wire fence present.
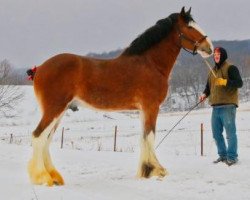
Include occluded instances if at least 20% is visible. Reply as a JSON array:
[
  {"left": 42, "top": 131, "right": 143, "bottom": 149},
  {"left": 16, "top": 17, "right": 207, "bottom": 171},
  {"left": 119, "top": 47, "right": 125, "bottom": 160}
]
[
  {"left": 0, "top": 124, "right": 214, "bottom": 156},
  {"left": 1, "top": 124, "right": 249, "bottom": 157}
]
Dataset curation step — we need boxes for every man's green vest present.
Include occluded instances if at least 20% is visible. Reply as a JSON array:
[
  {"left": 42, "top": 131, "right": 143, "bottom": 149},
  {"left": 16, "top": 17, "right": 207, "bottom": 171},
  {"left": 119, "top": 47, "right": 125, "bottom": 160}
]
[{"left": 208, "top": 61, "right": 239, "bottom": 106}]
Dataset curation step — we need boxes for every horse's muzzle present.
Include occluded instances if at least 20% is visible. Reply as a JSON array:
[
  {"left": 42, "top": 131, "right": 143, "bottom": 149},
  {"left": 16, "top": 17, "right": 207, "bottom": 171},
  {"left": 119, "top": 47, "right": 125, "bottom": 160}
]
[{"left": 197, "top": 45, "right": 214, "bottom": 58}]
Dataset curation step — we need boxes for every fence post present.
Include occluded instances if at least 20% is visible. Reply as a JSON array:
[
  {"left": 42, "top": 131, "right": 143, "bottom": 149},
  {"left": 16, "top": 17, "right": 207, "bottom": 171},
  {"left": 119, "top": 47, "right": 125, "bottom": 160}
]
[
  {"left": 201, "top": 123, "right": 204, "bottom": 156},
  {"left": 114, "top": 126, "right": 117, "bottom": 152},
  {"left": 10, "top": 134, "right": 13, "bottom": 144},
  {"left": 61, "top": 127, "right": 64, "bottom": 149}
]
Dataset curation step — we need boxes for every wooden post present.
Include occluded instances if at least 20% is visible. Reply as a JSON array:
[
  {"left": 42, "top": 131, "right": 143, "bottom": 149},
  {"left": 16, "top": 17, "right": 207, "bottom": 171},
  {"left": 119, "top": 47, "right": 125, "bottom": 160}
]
[
  {"left": 10, "top": 134, "right": 13, "bottom": 144},
  {"left": 114, "top": 126, "right": 117, "bottom": 152},
  {"left": 61, "top": 127, "right": 64, "bottom": 149},
  {"left": 201, "top": 123, "right": 204, "bottom": 156}
]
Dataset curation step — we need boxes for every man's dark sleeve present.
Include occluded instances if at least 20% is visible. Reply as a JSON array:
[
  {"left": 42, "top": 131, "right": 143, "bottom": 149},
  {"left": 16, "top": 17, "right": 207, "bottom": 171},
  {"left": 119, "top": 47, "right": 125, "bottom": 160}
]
[
  {"left": 203, "top": 79, "right": 210, "bottom": 97},
  {"left": 227, "top": 65, "right": 243, "bottom": 88}
]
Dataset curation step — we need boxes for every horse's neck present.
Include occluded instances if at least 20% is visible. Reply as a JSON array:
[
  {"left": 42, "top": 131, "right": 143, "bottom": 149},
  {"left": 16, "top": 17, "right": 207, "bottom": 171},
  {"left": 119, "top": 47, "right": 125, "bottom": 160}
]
[{"left": 147, "top": 32, "right": 181, "bottom": 77}]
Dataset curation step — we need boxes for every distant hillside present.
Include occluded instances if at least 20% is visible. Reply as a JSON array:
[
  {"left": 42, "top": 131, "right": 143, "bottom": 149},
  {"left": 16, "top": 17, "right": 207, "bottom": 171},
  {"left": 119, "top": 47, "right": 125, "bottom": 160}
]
[
  {"left": 9, "top": 40, "right": 250, "bottom": 111},
  {"left": 214, "top": 40, "right": 250, "bottom": 55},
  {"left": 87, "top": 49, "right": 123, "bottom": 60}
]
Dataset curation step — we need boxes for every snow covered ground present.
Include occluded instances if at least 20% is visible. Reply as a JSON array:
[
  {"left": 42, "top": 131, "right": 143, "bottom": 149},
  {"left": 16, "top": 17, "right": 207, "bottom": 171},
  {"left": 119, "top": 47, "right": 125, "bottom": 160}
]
[{"left": 0, "top": 86, "right": 250, "bottom": 200}]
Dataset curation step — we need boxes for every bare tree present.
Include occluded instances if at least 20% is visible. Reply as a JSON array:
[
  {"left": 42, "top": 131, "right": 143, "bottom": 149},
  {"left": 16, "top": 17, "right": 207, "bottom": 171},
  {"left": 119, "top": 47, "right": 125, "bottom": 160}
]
[{"left": 0, "top": 59, "right": 24, "bottom": 117}]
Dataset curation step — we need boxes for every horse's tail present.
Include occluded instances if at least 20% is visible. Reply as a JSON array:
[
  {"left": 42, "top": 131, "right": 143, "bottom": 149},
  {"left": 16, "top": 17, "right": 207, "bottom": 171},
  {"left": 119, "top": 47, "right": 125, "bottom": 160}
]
[{"left": 26, "top": 66, "right": 37, "bottom": 81}]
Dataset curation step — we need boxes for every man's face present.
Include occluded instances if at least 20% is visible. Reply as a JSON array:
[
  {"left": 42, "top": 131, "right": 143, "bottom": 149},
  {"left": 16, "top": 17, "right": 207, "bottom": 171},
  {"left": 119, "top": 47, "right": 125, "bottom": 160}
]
[{"left": 214, "top": 51, "right": 221, "bottom": 64}]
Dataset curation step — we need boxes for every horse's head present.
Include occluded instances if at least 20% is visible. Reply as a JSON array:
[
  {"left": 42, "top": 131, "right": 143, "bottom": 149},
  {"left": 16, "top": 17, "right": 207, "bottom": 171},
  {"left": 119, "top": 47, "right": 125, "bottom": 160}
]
[{"left": 175, "top": 7, "right": 213, "bottom": 58}]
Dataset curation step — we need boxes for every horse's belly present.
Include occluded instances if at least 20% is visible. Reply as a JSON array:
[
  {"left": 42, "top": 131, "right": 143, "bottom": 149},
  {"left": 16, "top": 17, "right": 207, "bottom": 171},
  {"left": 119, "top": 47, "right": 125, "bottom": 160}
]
[{"left": 75, "top": 92, "right": 138, "bottom": 111}]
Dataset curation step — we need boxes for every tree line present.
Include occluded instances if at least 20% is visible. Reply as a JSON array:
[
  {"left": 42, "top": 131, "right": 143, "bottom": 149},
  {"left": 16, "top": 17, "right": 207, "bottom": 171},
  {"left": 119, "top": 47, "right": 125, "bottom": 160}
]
[{"left": 0, "top": 60, "right": 24, "bottom": 117}]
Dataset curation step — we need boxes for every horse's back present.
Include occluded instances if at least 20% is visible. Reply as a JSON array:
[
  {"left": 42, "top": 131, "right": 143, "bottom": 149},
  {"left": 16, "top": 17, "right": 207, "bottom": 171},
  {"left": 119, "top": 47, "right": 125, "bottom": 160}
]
[{"left": 32, "top": 53, "right": 124, "bottom": 110}]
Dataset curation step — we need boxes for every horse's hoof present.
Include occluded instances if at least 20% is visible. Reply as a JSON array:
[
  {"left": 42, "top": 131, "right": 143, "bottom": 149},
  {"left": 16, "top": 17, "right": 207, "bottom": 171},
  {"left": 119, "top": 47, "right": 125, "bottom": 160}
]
[
  {"left": 49, "top": 169, "right": 65, "bottom": 185},
  {"left": 29, "top": 170, "right": 54, "bottom": 186},
  {"left": 28, "top": 160, "right": 54, "bottom": 186},
  {"left": 139, "top": 162, "right": 154, "bottom": 178},
  {"left": 137, "top": 162, "right": 168, "bottom": 179},
  {"left": 154, "top": 167, "right": 168, "bottom": 178}
]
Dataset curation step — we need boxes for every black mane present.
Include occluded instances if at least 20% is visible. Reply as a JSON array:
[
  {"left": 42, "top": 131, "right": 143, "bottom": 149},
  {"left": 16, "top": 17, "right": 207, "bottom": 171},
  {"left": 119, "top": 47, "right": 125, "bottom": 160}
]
[{"left": 122, "top": 12, "right": 193, "bottom": 56}]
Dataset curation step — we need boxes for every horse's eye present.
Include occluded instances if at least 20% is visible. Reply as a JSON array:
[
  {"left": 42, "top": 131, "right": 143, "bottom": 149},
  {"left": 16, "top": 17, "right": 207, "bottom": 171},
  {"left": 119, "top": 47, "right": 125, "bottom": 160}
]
[{"left": 187, "top": 26, "right": 193, "bottom": 29}]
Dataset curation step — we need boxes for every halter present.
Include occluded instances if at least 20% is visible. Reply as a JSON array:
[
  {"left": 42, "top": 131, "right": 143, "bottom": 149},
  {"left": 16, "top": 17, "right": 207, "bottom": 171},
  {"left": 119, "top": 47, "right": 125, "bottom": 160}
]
[{"left": 176, "top": 25, "right": 207, "bottom": 55}]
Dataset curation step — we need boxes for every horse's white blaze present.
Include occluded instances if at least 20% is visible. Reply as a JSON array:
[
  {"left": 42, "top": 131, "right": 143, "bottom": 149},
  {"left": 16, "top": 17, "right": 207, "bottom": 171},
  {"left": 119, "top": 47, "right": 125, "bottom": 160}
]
[
  {"left": 189, "top": 21, "right": 214, "bottom": 58},
  {"left": 189, "top": 21, "right": 206, "bottom": 36}
]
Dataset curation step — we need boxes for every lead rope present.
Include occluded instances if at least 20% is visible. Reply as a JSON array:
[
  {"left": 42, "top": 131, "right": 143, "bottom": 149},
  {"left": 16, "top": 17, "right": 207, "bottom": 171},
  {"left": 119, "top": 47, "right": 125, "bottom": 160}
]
[{"left": 155, "top": 100, "right": 203, "bottom": 150}]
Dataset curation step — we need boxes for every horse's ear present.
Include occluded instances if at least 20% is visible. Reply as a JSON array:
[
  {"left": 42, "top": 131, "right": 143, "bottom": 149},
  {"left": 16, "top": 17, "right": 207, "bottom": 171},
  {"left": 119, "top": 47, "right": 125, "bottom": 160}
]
[
  {"left": 180, "top": 6, "right": 186, "bottom": 16},
  {"left": 187, "top": 7, "right": 192, "bottom": 15}
]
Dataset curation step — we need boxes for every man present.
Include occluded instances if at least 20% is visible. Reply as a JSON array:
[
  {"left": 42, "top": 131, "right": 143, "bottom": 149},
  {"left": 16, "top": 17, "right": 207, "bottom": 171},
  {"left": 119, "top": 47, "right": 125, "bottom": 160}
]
[{"left": 199, "top": 47, "right": 243, "bottom": 166}]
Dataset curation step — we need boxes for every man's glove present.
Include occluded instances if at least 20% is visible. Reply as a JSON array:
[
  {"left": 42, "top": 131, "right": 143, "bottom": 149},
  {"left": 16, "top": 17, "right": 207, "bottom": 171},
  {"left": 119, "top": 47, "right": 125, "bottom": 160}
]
[{"left": 215, "top": 78, "right": 227, "bottom": 86}]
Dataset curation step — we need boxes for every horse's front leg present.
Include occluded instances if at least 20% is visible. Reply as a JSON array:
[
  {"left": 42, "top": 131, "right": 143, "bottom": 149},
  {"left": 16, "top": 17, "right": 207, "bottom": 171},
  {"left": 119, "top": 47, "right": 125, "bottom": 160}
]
[{"left": 137, "top": 106, "right": 167, "bottom": 178}]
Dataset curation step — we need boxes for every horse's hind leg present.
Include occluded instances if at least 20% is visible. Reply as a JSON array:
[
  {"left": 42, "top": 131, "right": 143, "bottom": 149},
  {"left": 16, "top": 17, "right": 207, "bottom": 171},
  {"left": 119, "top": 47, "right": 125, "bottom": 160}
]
[
  {"left": 137, "top": 106, "right": 167, "bottom": 178},
  {"left": 28, "top": 109, "right": 65, "bottom": 186},
  {"left": 43, "top": 119, "right": 64, "bottom": 185}
]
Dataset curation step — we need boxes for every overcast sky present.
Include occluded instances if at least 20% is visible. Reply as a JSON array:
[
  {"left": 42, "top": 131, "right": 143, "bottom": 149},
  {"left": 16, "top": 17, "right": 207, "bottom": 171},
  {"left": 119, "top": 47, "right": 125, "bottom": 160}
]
[{"left": 1, "top": 0, "right": 250, "bottom": 68}]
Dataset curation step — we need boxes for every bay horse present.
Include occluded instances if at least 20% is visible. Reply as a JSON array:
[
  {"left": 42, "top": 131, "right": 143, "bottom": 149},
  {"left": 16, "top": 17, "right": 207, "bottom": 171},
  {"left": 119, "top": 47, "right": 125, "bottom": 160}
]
[{"left": 27, "top": 7, "right": 213, "bottom": 186}]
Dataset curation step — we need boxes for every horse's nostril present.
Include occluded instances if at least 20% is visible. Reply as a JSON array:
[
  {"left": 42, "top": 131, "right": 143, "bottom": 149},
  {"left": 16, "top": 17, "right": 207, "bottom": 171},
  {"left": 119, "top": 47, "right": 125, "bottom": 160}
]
[{"left": 208, "top": 48, "right": 213, "bottom": 55}]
